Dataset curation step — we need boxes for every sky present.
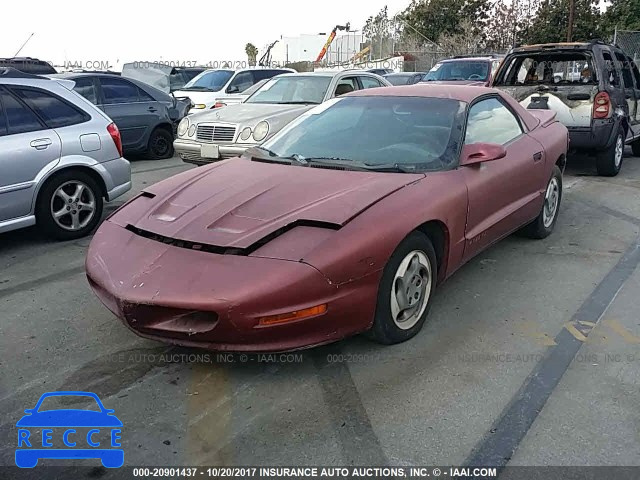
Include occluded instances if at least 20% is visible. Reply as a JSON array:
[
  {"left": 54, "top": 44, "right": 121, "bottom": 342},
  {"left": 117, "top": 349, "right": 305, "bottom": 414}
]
[{"left": 2, "top": 0, "right": 411, "bottom": 68}]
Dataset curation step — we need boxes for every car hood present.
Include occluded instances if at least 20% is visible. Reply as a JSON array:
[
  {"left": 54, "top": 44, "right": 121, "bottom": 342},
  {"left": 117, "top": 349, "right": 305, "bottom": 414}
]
[
  {"left": 17, "top": 410, "right": 123, "bottom": 427},
  {"left": 108, "top": 158, "right": 424, "bottom": 249},
  {"left": 172, "top": 90, "right": 226, "bottom": 105},
  {"left": 189, "top": 103, "right": 313, "bottom": 126}
]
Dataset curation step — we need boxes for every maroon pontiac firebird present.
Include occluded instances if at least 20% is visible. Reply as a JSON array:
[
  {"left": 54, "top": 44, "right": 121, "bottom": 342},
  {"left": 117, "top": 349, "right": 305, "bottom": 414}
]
[{"left": 86, "top": 84, "right": 568, "bottom": 352}]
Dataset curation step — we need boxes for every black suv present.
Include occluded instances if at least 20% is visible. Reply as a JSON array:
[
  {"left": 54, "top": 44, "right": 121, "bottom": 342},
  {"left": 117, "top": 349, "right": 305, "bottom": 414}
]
[{"left": 492, "top": 40, "right": 640, "bottom": 176}]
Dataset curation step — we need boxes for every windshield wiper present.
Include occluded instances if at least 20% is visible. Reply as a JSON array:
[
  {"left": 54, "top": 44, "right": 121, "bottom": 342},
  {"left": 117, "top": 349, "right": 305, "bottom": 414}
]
[{"left": 301, "top": 157, "right": 417, "bottom": 173}]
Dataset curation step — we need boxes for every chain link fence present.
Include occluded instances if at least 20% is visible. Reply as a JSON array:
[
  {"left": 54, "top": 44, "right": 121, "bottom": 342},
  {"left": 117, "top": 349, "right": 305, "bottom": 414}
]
[{"left": 614, "top": 29, "right": 640, "bottom": 63}]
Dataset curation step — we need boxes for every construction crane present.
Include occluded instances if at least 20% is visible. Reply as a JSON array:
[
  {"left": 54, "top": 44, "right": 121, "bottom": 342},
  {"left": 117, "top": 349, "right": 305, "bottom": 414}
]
[
  {"left": 315, "top": 22, "right": 350, "bottom": 63},
  {"left": 259, "top": 40, "right": 278, "bottom": 66}
]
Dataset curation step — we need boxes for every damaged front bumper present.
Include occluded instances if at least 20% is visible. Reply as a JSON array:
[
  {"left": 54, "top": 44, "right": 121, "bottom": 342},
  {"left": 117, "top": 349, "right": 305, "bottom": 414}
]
[{"left": 86, "top": 221, "right": 378, "bottom": 352}]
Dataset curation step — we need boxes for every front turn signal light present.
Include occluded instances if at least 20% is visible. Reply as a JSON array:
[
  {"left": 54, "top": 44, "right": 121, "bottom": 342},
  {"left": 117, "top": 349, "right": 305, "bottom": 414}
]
[{"left": 258, "top": 304, "right": 327, "bottom": 326}]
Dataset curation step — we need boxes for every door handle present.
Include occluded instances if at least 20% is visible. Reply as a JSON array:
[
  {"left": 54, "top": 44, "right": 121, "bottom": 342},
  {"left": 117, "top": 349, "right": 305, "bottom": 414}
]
[
  {"left": 148, "top": 107, "right": 158, "bottom": 112},
  {"left": 30, "top": 138, "right": 52, "bottom": 150},
  {"left": 533, "top": 152, "right": 543, "bottom": 162}
]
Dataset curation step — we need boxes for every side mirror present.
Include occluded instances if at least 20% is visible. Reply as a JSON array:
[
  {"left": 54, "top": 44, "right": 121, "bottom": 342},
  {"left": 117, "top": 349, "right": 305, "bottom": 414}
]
[
  {"left": 227, "top": 85, "right": 240, "bottom": 93},
  {"left": 460, "top": 142, "right": 507, "bottom": 166}
]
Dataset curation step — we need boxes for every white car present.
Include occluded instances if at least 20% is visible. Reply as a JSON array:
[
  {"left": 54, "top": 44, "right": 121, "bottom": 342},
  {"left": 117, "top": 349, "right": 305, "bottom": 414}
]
[{"left": 174, "top": 68, "right": 294, "bottom": 112}]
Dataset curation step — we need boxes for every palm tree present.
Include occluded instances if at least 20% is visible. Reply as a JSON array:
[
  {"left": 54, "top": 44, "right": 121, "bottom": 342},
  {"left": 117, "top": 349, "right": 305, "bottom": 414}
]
[{"left": 245, "top": 43, "right": 259, "bottom": 66}]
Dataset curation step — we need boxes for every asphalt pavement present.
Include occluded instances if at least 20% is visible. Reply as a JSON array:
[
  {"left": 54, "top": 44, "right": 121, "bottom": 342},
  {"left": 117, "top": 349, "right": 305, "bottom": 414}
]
[{"left": 1, "top": 152, "right": 639, "bottom": 477}]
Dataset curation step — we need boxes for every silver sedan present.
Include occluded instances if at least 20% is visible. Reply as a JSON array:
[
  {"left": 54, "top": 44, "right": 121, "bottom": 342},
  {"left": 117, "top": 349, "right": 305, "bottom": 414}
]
[{"left": 174, "top": 71, "right": 391, "bottom": 165}]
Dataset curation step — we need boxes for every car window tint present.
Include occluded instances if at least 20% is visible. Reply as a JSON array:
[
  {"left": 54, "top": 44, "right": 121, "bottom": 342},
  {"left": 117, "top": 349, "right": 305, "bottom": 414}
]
[
  {"left": 360, "top": 76, "right": 383, "bottom": 88},
  {"left": 631, "top": 60, "right": 640, "bottom": 90},
  {"left": 72, "top": 77, "right": 98, "bottom": 104},
  {"left": 0, "top": 93, "right": 7, "bottom": 136},
  {"left": 252, "top": 70, "right": 280, "bottom": 82},
  {"left": 12, "top": 87, "right": 89, "bottom": 128},
  {"left": 334, "top": 77, "right": 358, "bottom": 96},
  {"left": 465, "top": 97, "right": 522, "bottom": 145},
  {"left": 100, "top": 77, "right": 142, "bottom": 104},
  {"left": 1, "top": 90, "right": 44, "bottom": 135},
  {"left": 228, "top": 72, "right": 254, "bottom": 93}
]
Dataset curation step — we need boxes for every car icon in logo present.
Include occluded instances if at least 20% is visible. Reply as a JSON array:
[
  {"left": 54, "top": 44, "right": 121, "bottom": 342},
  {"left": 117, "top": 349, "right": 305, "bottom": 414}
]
[{"left": 15, "top": 391, "right": 123, "bottom": 468}]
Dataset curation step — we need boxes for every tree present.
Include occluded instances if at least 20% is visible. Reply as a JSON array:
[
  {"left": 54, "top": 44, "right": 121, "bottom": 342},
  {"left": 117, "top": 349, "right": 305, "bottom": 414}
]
[
  {"left": 397, "top": 0, "right": 491, "bottom": 50},
  {"left": 525, "top": 0, "right": 603, "bottom": 44},
  {"left": 245, "top": 43, "right": 258, "bottom": 66},
  {"left": 363, "top": 6, "right": 396, "bottom": 59},
  {"left": 602, "top": 0, "right": 640, "bottom": 34},
  {"left": 437, "top": 19, "right": 486, "bottom": 55},
  {"left": 484, "top": 0, "right": 540, "bottom": 51}
]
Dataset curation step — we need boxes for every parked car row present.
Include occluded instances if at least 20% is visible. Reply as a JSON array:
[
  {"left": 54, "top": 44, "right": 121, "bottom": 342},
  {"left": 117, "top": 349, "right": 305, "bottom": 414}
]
[{"left": 174, "top": 70, "right": 391, "bottom": 165}]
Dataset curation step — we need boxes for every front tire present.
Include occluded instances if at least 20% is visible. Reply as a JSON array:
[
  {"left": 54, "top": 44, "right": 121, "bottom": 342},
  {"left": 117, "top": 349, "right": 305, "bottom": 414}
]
[
  {"left": 36, "top": 170, "right": 104, "bottom": 240},
  {"left": 146, "top": 127, "right": 174, "bottom": 160},
  {"left": 519, "top": 165, "right": 562, "bottom": 239},
  {"left": 369, "top": 231, "right": 437, "bottom": 345},
  {"left": 596, "top": 127, "right": 624, "bottom": 176}
]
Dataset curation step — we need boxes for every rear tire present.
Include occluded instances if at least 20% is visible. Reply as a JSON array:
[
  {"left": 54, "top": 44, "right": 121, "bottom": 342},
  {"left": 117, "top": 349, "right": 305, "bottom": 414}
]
[
  {"left": 36, "top": 170, "right": 104, "bottom": 240},
  {"left": 519, "top": 165, "right": 562, "bottom": 239},
  {"left": 146, "top": 127, "right": 174, "bottom": 160},
  {"left": 596, "top": 127, "right": 624, "bottom": 176},
  {"left": 632, "top": 138, "right": 640, "bottom": 157},
  {"left": 369, "top": 231, "right": 437, "bottom": 345}
]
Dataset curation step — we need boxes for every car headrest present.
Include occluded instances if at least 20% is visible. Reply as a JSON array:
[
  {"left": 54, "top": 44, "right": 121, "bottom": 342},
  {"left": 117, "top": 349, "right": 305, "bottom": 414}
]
[{"left": 335, "top": 84, "right": 354, "bottom": 96}]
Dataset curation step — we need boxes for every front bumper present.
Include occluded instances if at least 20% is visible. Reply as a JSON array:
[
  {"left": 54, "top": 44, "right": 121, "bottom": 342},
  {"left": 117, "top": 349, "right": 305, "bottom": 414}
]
[
  {"left": 86, "top": 221, "right": 378, "bottom": 352},
  {"left": 173, "top": 139, "right": 254, "bottom": 165}
]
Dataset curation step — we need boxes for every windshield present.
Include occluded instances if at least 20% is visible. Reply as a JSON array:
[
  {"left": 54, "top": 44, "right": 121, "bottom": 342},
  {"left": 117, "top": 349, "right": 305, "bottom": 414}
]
[
  {"left": 261, "top": 96, "right": 465, "bottom": 171},
  {"left": 385, "top": 74, "right": 413, "bottom": 86},
  {"left": 182, "top": 70, "right": 234, "bottom": 91},
  {"left": 495, "top": 52, "right": 597, "bottom": 86},
  {"left": 425, "top": 60, "right": 489, "bottom": 81},
  {"left": 246, "top": 76, "right": 331, "bottom": 104}
]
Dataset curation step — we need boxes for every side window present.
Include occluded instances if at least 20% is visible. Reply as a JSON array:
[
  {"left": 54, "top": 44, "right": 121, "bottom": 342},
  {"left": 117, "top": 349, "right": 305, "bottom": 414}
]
[
  {"left": 615, "top": 52, "right": 634, "bottom": 88},
  {"left": 359, "top": 76, "right": 383, "bottom": 89},
  {"left": 136, "top": 86, "right": 155, "bottom": 102},
  {"left": 0, "top": 93, "right": 7, "bottom": 136},
  {"left": 72, "top": 77, "right": 98, "bottom": 104},
  {"left": 12, "top": 87, "right": 89, "bottom": 128},
  {"left": 602, "top": 51, "right": 620, "bottom": 87},
  {"left": 252, "top": 70, "right": 283, "bottom": 82},
  {"left": 100, "top": 77, "right": 143, "bottom": 104},
  {"left": 465, "top": 97, "right": 523, "bottom": 145},
  {"left": 0, "top": 90, "right": 44, "bottom": 135},
  {"left": 334, "top": 77, "right": 358, "bottom": 96},
  {"left": 227, "top": 72, "right": 254, "bottom": 93},
  {"left": 631, "top": 60, "right": 640, "bottom": 90}
]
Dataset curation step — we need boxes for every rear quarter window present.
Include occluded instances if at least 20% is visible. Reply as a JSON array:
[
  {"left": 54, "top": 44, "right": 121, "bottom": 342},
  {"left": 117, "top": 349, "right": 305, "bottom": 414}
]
[{"left": 10, "top": 87, "right": 90, "bottom": 128}]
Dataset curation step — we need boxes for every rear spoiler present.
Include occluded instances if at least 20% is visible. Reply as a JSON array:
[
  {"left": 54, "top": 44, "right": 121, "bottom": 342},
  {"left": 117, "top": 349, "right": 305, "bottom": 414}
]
[{"left": 528, "top": 109, "right": 557, "bottom": 127}]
